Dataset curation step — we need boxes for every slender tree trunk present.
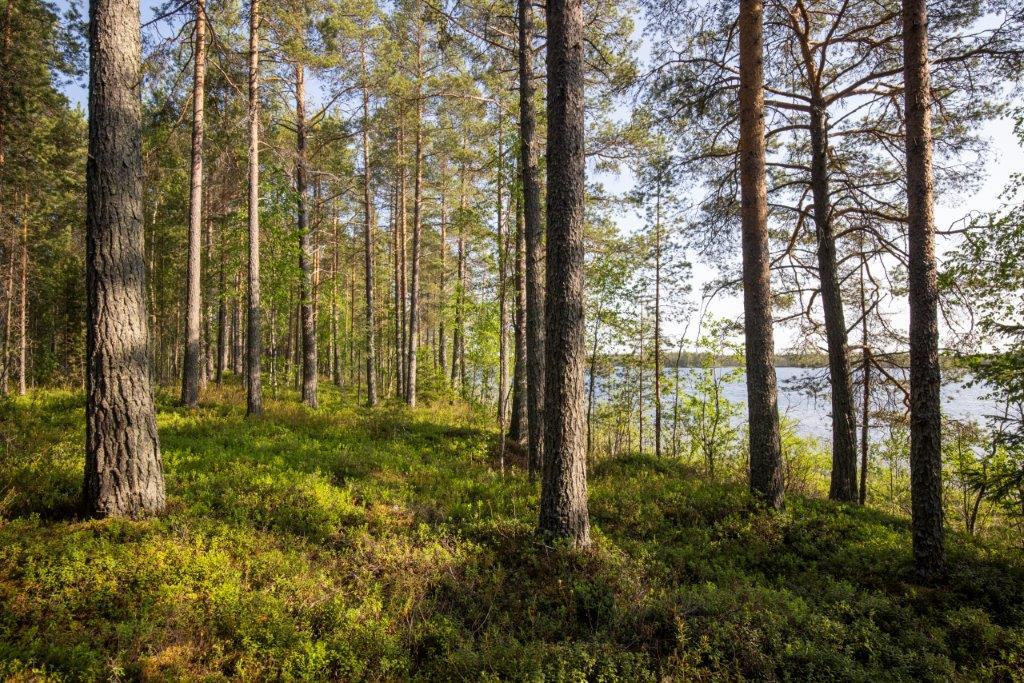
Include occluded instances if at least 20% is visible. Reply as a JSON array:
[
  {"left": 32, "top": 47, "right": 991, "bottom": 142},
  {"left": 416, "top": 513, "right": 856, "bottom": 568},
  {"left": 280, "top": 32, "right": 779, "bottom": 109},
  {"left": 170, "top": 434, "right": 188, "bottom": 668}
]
[
  {"left": 858, "top": 252, "right": 870, "bottom": 505},
  {"left": 216, "top": 242, "right": 226, "bottom": 383},
  {"left": 808, "top": 100, "right": 858, "bottom": 502},
  {"left": 332, "top": 211, "right": 342, "bottom": 387},
  {"left": 509, "top": 195, "right": 528, "bottom": 443},
  {"left": 84, "top": 0, "right": 165, "bottom": 517},
  {"left": 361, "top": 45, "right": 377, "bottom": 407},
  {"left": 438, "top": 160, "right": 448, "bottom": 380},
  {"left": 637, "top": 314, "right": 644, "bottom": 453},
  {"left": 246, "top": 0, "right": 262, "bottom": 415},
  {"left": 295, "top": 62, "right": 317, "bottom": 408},
  {"left": 519, "top": 0, "right": 545, "bottom": 480},
  {"left": 406, "top": 33, "right": 423, "bottom": 407},
  {"left": 397, "top": 123, "right": 407, "bottom": 398},
  {"left": 902, "top": 0, "right": 944, "bottom": 580},
  {"left": 538, "top": 0, "right": 590, "bottom": 546},
  {"left": 497, "top": 118, "right": 509, "bottom": 428},
  {"left": 17, "top": 204, "right": 26, "bottom": 395},
  {"left": 653, "top": 184, "right": 662, "bottom": 458},
  {"left": 586, "top": 312, "right": 600, "bottom": 456},
  {"left": 1, "top": 247, "right": 13, "bottom": 394},
  {"left": 739, "top": 0, "right": 783, "bottom": 508},
  {"left": 181, "top": 0, "right": 206, "bottom": 407}
]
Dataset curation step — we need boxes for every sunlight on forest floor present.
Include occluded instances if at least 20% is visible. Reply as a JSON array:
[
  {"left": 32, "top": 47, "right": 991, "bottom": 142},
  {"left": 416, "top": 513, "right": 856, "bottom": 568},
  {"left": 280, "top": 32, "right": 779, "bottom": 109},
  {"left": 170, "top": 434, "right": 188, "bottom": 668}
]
[{"left": 1, "top": 383, "right": 1022, "bottom": 680}]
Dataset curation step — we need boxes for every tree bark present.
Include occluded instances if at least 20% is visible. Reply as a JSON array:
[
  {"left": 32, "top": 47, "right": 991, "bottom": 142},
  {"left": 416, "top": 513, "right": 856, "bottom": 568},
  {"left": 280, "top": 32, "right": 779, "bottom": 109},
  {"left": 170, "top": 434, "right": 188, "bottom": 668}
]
[
  {"left": 738, "top": 0, "right": 784, "bottom": 508},
  {"left": 518, "top": 0, "right": 545, "bottom": 480},
  {"left": 406, "top": 32, "right": 423, "bottom": 407},
  {"left": 181, "top": 0, "right": 206, "bottom": 407},
  {"left": 538, "top": 0, "right": 590, "bottom": 547},
  {"left": 84, "top": 0, "right": 165, "bottom": 517},
  {"left": 361, "top": 44, "right": 377, "bottom": 407},
  {"left": 245, "top": 0, "right": 262, "bottom": 415},
  {"left": 808, "top": 100, "right": 858, "bottom": 503},
  {"left": 295, "top": 62, "right": 317, "bottom": 408},
  {"left": 497, "top": 118, "right": 509, "bottom": 428},
  {"left": 653, "top": 183, "right": 662, "bottom": 457},
  {"left": 17, "top": 202, "right": 26, "bottom": 395},
  {"left": 902, "top": 0, "right": 945, "bottom": 580},
  {"left": 509, "top": 195, "right": 528, "bottom": 443}
]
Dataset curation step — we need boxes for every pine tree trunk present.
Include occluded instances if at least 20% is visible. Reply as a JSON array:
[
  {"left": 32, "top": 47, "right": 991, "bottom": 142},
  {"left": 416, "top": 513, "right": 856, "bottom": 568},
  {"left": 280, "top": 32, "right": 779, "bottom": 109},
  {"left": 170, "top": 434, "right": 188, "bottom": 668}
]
[
  {"left": 17, "top": 205, "right": 26, "bottom": 395},
  {"left": 406, "top": 35, "right": 423, "bottom": 407},
  {"left": 518, "top": 0, "right": 545, "bottom": 480},
  {"left": 245, "top": 0, "right": 262, "bottom": 415},
  {"left": 84, "top": 0, "right": 165, "bottom": 518},
  {"left": 181, "top": 0, "right": 206, "bottom": 407},
  {"left": 296, "top": 62, "right": 317, "bottom": 408},
  {"left": 509, "top": 196, "right": 528, "bottom": 443},
  {"left": 653, "top": 185, "right": 662, "bottom": 458},
  {"left": 738, "top": 0, "right": 783, "bottom": 508},
  {"left": 808, "top": 100, "right": 858, "bottom": 502},
  {"left": 361, "top": 46, "right": 377, "bottom": 407},
  {"left": 902, "top": 0, "right": 945, "bottom": 581},
  {"left": 497, "top": 120, "right": 508, "bottom": 428},
  {"left": 538, "top": 0, "right": 590, "bottom": 546},
  {"left": 397, "top": 123, "right": 407, "bottom": 399},
  {"left": 438, "top": 160, "right": 448, "bottom": 380}
]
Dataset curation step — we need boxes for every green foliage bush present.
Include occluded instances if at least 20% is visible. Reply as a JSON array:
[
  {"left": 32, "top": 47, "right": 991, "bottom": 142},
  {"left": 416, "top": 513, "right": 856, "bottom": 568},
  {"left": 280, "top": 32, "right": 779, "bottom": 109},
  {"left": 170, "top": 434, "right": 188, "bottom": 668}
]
[{"left": 1, "top": 384, "right": 1023, "bottom": 680}]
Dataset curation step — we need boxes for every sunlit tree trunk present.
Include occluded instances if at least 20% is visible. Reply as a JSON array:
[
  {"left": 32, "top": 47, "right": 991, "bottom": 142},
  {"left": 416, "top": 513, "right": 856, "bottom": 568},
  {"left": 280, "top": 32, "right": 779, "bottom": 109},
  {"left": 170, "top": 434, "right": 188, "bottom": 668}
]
[
  {"left": 538, "top": 0, "right": 590, "bottom": 546},
  {"left": 84, "top": 0, "right": 165, "bottom": 517},
  {"left": 181, "top": 0, "right": 206, "bottom": 407},
  {"left": 902, "top": 0, "right": 944, "bottom": 581},
  {"left": 406, "top": 28, "right": 423, "bottom": 407},
  {"left": 738, "top": 0, "right": 783, "bottom": 508},
  {"left": 296, "top": 62, "right": 317, "bottom": 408},
  {"left": 245, "top": 0, "right": 262, "bottom": 415},
  {"left": 361, "top": 43, "right": 377, "bottom": 407}
]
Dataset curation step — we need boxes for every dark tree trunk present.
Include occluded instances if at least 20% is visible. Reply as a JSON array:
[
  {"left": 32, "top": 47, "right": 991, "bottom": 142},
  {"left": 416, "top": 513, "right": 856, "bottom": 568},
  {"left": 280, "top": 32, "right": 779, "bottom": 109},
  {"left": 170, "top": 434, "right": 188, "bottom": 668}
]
[
  {"left": 509, "top": 196, "right": 528, "bottom": 444},
  {"left": 296, "top": 62, "right": 317, "bottom": 408},
  {"left": 245, "top": 0, "right": 262, "bottom": 415},
  {"left": 538, "top": 0, "right": 590, "bottom": 547},
  {"left": 181, "top": 0, "right": 206, "bottom": 407},
  {"left": 807, "top": 101, "right": 858, "bottom": 503},
  {"left": 519, "top": 0, "right": 545, "bottom": 480},
  {"left": 902, "top": 0, "right": 945, "bottom": 581},
  {"left": 17, "top": 207, "right": 26, "bottom": 395},
  {"left": 738, "top": 0, "right": 783, "bottom": 508},
  {"left": 361, "top": 45, "right": 377, "bottom": 407},
  {"left": 84, "top": 0, "right": 165, "bottom": 517}
]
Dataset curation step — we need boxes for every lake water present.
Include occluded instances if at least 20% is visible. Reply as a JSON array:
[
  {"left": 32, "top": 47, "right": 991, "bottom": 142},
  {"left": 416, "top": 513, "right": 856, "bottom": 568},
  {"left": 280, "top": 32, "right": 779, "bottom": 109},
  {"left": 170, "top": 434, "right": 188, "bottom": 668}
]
[{"left": 636, "top": 367, "right": 1000, "bottom": 442}]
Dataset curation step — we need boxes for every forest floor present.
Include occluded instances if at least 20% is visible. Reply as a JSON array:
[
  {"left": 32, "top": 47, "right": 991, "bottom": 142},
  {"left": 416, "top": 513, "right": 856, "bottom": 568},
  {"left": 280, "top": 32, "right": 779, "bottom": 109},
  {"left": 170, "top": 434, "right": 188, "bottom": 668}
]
[{"left": 1, "top": 382, "right": 1023, "bottom": 681}]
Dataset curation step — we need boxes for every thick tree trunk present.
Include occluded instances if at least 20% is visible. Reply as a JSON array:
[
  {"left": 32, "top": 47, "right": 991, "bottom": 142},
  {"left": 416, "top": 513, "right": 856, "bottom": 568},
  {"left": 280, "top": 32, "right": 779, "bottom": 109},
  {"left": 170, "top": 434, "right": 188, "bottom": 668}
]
[
  {"left": 738, "top": 0, "right": 783, "bottom": 508},
  {"left": 296, "top": 62, "right": 317, "bottom": 408},
  {"left": 509, "top": 196, "right": 528, "bottom": 443},
  {"left": 84, "top": 0, "right": 165, "bottom": 517},
  {"left": 361, "top": 47, "right": 377, "bottom": 407},
  {"left": 538, "top": 0, "right": 590, "bottom": 547},
  {"left": 181, "top": 0, "right": 206, "bottom": 407},
  {"left": 519, "top": 0, "right": 545, "bottom": 480},
  {"left": 902, "top": 0, "right": 945, "bottom": 581},
  {"left": 246, "top": 0, "right": 262, "bottom": 415}
]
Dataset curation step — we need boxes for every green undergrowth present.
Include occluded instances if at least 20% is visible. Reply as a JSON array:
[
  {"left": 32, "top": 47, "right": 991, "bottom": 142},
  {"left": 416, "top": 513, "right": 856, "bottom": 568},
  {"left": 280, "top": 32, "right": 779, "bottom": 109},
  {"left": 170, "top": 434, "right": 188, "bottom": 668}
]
[{"left": 1, "top": 383, "right": 1022, "bottom": 681}]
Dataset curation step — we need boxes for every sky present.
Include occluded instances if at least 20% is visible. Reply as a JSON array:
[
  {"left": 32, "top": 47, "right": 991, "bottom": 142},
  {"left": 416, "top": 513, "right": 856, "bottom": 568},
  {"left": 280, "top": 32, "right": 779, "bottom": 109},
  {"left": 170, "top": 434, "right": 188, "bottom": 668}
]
[{"left": 58, "top": 0, "right": 1024, "bottom": 353}]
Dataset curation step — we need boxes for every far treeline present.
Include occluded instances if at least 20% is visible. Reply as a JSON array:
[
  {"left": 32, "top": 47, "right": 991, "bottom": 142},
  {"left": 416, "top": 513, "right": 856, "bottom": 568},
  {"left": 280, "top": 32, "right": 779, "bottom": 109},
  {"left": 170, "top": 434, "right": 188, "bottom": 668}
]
[{"left": 2, "top": 0, "right": 1024, "bottom": 582}]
